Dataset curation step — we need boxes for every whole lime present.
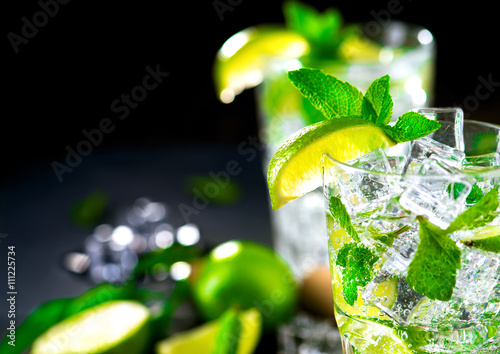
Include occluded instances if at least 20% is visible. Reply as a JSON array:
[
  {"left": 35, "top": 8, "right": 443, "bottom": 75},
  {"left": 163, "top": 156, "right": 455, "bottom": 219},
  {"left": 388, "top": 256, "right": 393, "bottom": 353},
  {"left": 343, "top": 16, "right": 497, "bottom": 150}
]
[{"left": 190, "top": 240, "right": 297, "bottom": 330}]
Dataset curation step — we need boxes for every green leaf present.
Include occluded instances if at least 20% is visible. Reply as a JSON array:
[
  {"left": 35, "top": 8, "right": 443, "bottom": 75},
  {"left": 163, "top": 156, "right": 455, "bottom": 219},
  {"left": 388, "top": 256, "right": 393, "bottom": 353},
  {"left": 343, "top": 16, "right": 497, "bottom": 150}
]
[
  {"left": 406, "top": 216, "right": 461, "bottom": 301},
  {"left": 0, "top": 298, "right": 72, "bottom": 354},
  {"left": 212, "top": 307, "right": 243, "bottom": 354},
  {"left": 151, "top": 281, "right": 190, "bottom": 341},
  {"left": 446, "top": 185, "right": 499, "bottom": 233},
  {"left": 288, "top": 68, "right": 363, "bottom": 120},
  {"left": 283, "top": 1, "right": 345, "bottom": 59},
  {"left": 329, "top": 196, "right": 360, "bottom": 243},
  {"left": 361, "top": 75, "right": 393, "bottom": 126},
  {"left": 384, "top": 111, "right": 441, "bottom": 143},
  {"left": 336, "top": 243, "right": 379, "bottom": 306}
]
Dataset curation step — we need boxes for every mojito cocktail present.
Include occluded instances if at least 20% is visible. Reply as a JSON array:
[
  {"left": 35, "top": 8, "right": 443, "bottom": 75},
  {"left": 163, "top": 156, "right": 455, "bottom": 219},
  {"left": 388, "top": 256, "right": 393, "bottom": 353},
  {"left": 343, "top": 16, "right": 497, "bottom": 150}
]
[{"left": 267, "top": 68, "right": 500, "bottom": 353}]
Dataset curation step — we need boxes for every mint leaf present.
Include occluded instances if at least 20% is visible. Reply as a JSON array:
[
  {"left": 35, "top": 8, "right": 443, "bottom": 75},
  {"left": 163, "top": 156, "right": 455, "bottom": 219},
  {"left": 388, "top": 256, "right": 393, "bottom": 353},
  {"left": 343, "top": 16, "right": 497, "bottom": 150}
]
[
  {"left": 446, "top": 185, "right": 499, "bottom": 233},
  {"left": 283, "top": 1, "right": 352, "bottom": 59},
  {"left": 406, "top": 216, "right": 461, "bottom": 301},
  {"left": 329, "top": 196, "right": 360, "bottom": 243},
  {"left": 336, "top": 243, "right": 379, "bottom": 306},
  {"left": 384, "top": 111, "right": 441, "bottom": 143},
  {"left": 361, "top": 74, "right": 393, "bottom": 126},
  {"left": 288, "top": 68, "right": 363, "bottom": 119},
  {"left": 213, "top": 307, "right": 242, "bottom": 354}
]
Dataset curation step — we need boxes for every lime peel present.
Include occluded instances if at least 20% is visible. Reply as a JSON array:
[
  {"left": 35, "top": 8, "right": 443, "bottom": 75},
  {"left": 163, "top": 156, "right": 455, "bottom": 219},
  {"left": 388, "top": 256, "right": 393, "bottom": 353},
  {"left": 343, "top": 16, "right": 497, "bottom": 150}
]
[
  {"left": 267, "top": 118, "right": 396, "bottom": 210},
  {"left": 31, "top": 300, "right": 151, "bottom": 354}
]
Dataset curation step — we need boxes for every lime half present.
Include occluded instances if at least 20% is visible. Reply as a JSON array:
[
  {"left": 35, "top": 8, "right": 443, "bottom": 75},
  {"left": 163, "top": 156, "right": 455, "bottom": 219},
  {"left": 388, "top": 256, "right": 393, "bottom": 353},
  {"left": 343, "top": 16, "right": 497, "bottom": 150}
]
[
  {"left": 31, "top": 300, "right": 150, "bottom": 354},
  {"left": 267, "top": 118, "right": 396, "bottom": 210},
  {"left": 155, "top": 308, "right": 261, "bottom": 354}
]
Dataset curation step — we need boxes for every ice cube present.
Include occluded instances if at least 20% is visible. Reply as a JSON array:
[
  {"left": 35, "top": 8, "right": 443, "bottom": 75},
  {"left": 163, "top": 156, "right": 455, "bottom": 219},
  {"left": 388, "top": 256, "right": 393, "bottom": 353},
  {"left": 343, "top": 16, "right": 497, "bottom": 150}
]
[
  {"left": 454, "top": 247, "right": 500, "bottom": 303},
  {"left": 417, "top": 107, "right": 464, "bottom": 151},
  {"left": 399, "top": 159, "right": 473, "bottom": 229},
  {"left": 403, "top": 136, "right": 466, "bottom": 173},
  {"left": 387, "top": 155, "right": 407, "bottom": 174},
  {"left": 335, "top": 148, "right": 401, "bottom": 214}
]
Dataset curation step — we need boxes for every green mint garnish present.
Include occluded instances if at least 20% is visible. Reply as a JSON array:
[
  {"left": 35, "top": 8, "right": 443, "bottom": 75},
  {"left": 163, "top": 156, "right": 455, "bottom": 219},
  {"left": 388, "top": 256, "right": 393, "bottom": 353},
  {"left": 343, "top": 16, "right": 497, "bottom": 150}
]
[
  {"left": 288, "top": 68, "right": 441, "bottom": 143},
  {"left": 336, "top": 243, "right": 379, "bottom": 306},
  {"left": 371, "top": 224, "right": 411, "bottom": 248},
  {"left": 361, "top": 74, "right": 393, "bottom": 126},
  {"left": 330, "top": 196, "right": 379, "bottom": 305},
  {"left": 407, "top": 187, "right": 500, "bottom": 300},
  {"left": 463, "top": 235, "right": 500, "bottom": 253},
  {"left": 384, "top": 111, "right": 441, "bottom": 143},
  {"left": 283, "top": 1, "right": 355, "bottom": 60},
  {"left": 288, "top": 68, "right": 363, "bottom": 119},
  {"left": 406, "top": 216, "right": 461, "bottom": 301},
  {"left": 329, "top": 196, "right": 360, "bottom": 243},
  {"left": 446, "top": 185, "right": 499, "bottom": 232}
]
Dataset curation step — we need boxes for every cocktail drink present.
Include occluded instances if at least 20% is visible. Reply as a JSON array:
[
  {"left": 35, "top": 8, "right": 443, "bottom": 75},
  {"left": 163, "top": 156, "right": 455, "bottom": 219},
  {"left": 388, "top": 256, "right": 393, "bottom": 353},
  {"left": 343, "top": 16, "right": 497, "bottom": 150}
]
[
  {"left": 324, "top": 120, "right": 500, "bottom": 353},
  {"left": 267, "top": 68, "right": 500, "bottom": 353}
]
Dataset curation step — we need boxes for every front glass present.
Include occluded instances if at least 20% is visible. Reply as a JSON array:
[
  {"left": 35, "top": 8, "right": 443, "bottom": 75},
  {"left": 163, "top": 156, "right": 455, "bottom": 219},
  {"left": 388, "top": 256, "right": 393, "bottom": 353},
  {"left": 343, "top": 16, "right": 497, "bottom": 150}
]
[
  {"left": 259, "top": 22, "right": 436, "bottom": 352},
  {"left": 323, "top": 119, "right": 500, "bottom": 353}
]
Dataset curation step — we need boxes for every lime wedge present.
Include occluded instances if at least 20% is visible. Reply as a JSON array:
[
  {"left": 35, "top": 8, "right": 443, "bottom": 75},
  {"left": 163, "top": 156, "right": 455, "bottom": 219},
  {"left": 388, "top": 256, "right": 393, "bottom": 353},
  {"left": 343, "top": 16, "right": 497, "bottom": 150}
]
[
  {"left": 214, "top": 25, "right": 309, "bottom": 103},
  {"left": 268, "top": 118, "right": 396, "bottom": 210},
  {"left": 31, "top": 300, "right": 150, "bottom": 354},
  {"left": 155, "top": 308, "right": 261, "bottom": 354},
  {"left": 462, "top": 225, "right": 500, "bottom": 253},
  {"left": 337, "top": 315, "right": 414, "bottom": 354}
]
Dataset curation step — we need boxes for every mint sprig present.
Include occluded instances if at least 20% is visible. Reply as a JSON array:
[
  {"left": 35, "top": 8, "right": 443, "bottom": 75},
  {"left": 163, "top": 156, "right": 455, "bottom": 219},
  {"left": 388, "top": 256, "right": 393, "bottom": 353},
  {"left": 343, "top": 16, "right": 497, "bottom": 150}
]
[
  {"left": 406, "top": 187, "right": 500, "bottom": 300},
  {"left": 283, "top": 1, "right": 356, "bottom": 60},
  {"left": 406, "top": 216, "right": 461, "bottom": 301},
  {"left": 288, "top": 68, "right": 440, "bottom": 143},
  {"left": 330, "top": 196, "right": 379, "bottom": 305},
  {"left": 288, "top": 68, "right": 363, "bottom": 119}
]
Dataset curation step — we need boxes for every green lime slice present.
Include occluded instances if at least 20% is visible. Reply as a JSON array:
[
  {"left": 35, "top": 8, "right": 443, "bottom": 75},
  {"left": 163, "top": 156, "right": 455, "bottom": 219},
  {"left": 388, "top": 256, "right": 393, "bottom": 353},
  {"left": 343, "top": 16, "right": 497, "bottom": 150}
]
[
  {"left": 462, "top": 225, "right": 500, "bottom": 253},
  {"left": 214, "top": 24, "right": 309, "bottom": 103},
  {"left": 155, "top": 308, "right": 261, "bottom": 354},
  {"left": 31, "top": 300, "right": 150, "bottom": 354},
  {"left": 267, "top": 118, "right": 396, "bottom": 210},
  {"left": 338, "top": 315, "right": 414, "bottom": 354}
]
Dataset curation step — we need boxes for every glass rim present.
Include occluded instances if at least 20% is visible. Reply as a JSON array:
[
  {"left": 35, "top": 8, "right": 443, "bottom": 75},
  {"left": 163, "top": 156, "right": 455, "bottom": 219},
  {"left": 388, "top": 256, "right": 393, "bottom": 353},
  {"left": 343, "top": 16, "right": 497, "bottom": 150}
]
[
  {"left": 323, "top": 120, "right": 500, "bottom": 180},
  {"left": 301, "top": 21, "right": 435, "bottom": 67}
]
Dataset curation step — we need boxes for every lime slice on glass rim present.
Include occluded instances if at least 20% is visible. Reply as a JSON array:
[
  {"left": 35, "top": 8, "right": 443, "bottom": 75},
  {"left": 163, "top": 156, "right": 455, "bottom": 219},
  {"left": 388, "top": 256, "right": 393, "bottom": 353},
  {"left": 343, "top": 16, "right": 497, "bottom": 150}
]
[
  {"left": 214, "top": 25, "right": 309, "bottom": 103},
  {"left": 267, "top": 117, "right": 396, "bottom": 210},
  {"left": 155, "top": 308, "right": 261, "bottom": 354},
  {"left": 31, "top": 300, "right": 151, "bottom": 354}
]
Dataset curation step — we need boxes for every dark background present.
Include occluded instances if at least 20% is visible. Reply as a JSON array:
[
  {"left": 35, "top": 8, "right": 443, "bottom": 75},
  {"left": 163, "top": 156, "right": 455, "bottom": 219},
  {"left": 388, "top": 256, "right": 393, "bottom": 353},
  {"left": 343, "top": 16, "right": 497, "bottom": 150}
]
[
  {"left": 1, "top": 0, "right": 500, "bottom": 349},
  {"left": 3, "top": 0, "right": 500, "bottom": 183}
]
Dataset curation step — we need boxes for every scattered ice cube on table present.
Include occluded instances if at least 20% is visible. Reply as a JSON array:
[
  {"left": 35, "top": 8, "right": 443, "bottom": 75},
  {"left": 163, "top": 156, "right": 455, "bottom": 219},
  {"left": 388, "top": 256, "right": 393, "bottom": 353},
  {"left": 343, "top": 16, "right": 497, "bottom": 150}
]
[
  {"left": 403, "top": 136, "right": 466, "bottom": 173},
  {"left": 417, "top": 107, "right": 464, "bottom": 151},
  {"left": 399, "top": 159, "right": 472, "bottom": 228}
]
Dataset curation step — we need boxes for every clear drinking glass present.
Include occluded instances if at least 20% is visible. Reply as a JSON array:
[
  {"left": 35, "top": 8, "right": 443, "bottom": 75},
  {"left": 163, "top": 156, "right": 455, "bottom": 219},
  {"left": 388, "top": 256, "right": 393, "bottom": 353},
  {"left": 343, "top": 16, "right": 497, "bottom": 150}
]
[
  {"left": 323, "top": 120, "right": 500, "bottom": 353},
  {"left": 258, "top": 22, "right": 436, "bottom": 353}
]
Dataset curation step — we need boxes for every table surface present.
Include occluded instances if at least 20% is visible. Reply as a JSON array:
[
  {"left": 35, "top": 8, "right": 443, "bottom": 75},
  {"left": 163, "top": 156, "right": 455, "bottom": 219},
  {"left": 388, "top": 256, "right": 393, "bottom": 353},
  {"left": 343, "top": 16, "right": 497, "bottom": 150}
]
[{"left": 0, "top": 143, "right": 277, "bottom": 349}]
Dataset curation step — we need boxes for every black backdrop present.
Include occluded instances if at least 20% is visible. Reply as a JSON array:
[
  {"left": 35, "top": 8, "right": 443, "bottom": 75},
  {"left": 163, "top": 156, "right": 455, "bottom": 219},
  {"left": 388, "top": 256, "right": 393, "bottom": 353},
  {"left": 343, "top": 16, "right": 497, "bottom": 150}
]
[{"left": 3, "top": 0, "right": 500, "bottom": 183}]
